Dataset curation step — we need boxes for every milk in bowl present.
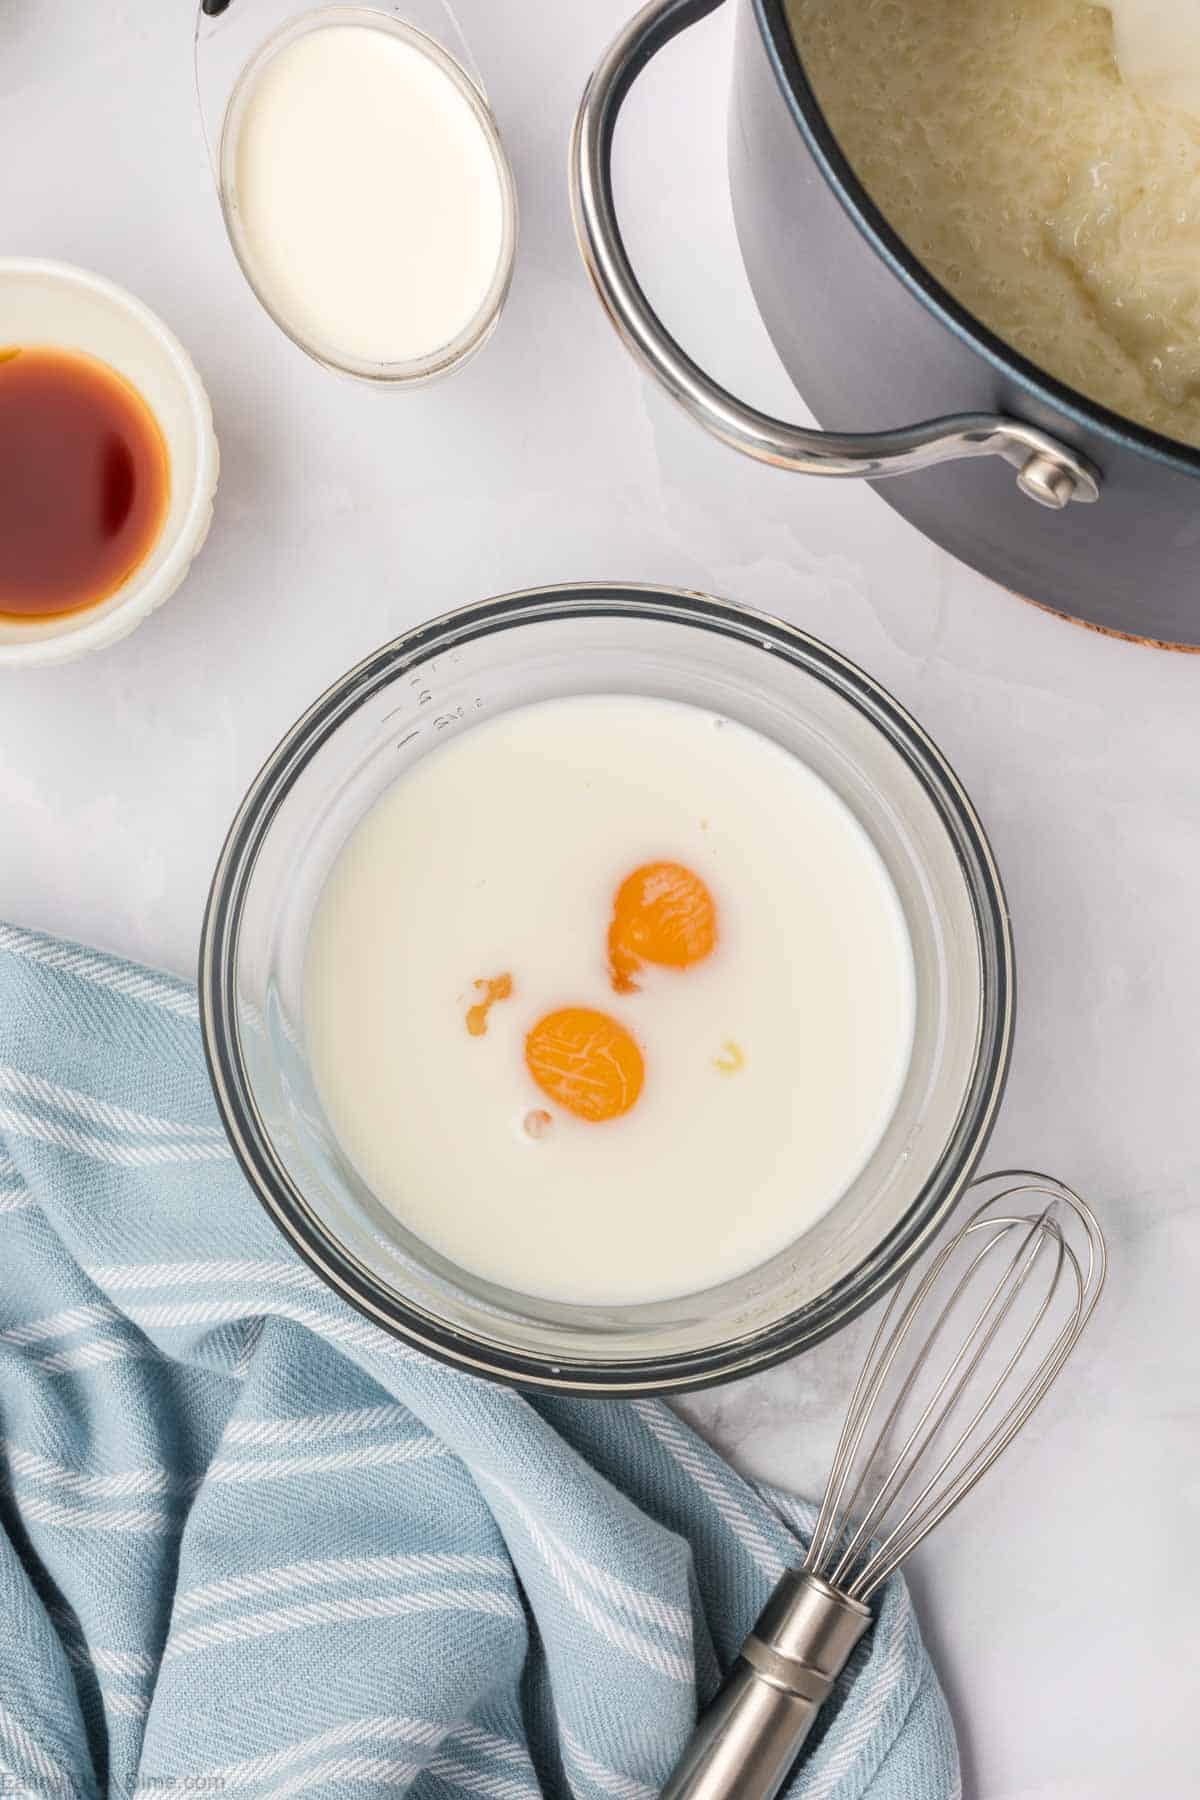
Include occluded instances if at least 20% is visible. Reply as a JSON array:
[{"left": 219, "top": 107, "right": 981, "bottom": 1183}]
[{"left": 304, "top": 694, "right": 916, "bottom": 1307}]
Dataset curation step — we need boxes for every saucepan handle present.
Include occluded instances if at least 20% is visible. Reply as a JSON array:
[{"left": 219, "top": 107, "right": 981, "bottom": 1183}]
[{"left": 569, "top": 0, "right": 1100, "bottom": 511}]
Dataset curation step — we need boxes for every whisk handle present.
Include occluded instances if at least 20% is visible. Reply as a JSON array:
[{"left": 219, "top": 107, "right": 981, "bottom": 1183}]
[{"left": 661, "top": 1573, "right": 872, "bottom": 1800}]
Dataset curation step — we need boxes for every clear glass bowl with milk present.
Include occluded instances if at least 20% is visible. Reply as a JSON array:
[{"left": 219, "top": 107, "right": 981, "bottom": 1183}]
[
  {"left": 195, "top": 0, "right": 518, "bottom": 381},
  {"left": 199, "top": 587, "right": 1013, "bottom": 1395}
]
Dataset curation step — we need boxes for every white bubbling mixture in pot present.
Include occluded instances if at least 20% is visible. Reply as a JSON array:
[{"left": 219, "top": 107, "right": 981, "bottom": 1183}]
[{"left": 788, "top": 0, "right": 1200, "bottom": 445}]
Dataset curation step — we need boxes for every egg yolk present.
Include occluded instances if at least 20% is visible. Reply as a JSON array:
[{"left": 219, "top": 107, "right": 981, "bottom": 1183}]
[
  {"left": 466, "top": 973, "right": 513, "bottom": 1037},
  {"left": 608, "top": 861, "right": 717, "bottom": 993},
  {"left": 525, "top": 1007, "right": 645, "bottom": 1123}
]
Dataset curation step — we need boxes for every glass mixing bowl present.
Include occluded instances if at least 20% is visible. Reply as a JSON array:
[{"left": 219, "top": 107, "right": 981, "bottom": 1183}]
[{"left": 200, "top": 585, "right": 1013, "bottom": 1394}]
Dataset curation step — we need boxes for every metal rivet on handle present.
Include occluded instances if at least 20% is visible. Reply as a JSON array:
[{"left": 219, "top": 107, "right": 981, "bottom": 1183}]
[{"left": 1017, "top": 452, "right": 1080, "bottom": 510}]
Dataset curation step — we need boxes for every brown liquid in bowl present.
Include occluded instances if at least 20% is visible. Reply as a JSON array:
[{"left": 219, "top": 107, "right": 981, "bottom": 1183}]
[{"left": 0, "top": 346, "right": 169, "bottom": 619}]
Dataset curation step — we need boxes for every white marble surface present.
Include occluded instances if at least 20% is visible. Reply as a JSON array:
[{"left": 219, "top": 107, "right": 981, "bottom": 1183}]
[{"left": 4, "top": 2, "right": 1197, "bottom": 1795}]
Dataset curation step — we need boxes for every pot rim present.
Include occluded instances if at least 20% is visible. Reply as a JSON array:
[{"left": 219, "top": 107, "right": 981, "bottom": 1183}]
[{"left": 752, "top": 0, "right": 1200, "bottom": 481}]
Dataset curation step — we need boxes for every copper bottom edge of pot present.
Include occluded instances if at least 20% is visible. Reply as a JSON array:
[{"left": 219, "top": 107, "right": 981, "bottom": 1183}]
[{"left": 1012, "top": 590, "right": 1200, "bottom": 655}]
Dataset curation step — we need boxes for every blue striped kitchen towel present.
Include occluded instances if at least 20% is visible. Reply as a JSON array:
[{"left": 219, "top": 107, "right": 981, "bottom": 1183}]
[{"left": 0, "top": 923, "right": 959, "bottom": 1800}]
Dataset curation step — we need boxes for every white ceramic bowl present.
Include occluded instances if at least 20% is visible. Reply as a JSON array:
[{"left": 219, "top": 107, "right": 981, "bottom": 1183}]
[{"left": 0, "top": 259, "right": 219, "bottom": 667}]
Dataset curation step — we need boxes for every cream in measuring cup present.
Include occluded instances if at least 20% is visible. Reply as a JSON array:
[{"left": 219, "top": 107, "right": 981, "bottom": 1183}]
[{"left": 218, "top": 9, "right": 517, "bottom": 379}]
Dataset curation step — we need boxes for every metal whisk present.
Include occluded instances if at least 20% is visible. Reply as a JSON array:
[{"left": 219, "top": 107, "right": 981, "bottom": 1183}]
[{"left": 662, "top": 1172, "right": 1106, "bottom": 1800}]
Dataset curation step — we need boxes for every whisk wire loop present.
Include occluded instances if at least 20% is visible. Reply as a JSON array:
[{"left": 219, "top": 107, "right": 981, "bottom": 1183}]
[
  {"left": 849, "top": 1215, "right": 1068, "bottom": 1596},
  {"left": 800, "top": 1213, "right": 1003, "bottom": 1574},
  {"left": 803, "top": 1174, "right": 1105, "bottom": 1601},
  {"left": 805, "top": 1210, "right": 1047, "bottom": 1582},
  {"left": 826, "top": 1210, "right": 1060, "bottom": 1593}
]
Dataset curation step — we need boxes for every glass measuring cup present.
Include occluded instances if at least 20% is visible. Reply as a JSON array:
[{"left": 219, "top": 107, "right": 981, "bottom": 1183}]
[{"left": 194, "top": 0, "right": 519, "bottom": 383}]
